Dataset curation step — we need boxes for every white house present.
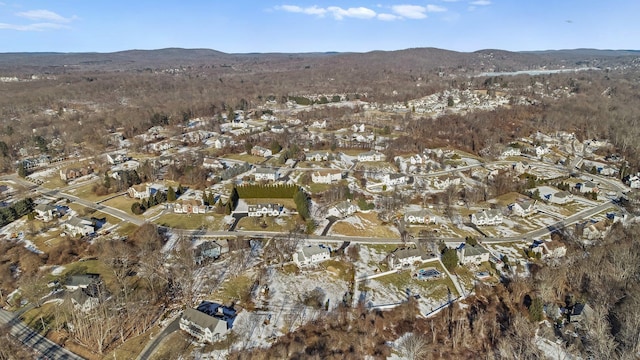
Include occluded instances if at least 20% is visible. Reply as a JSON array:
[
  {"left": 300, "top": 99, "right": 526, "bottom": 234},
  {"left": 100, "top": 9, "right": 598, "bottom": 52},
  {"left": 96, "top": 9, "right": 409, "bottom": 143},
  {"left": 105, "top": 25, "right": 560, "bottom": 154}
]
[
  {"left": 501, "top": 147, "right": 521, "bottom": 158},
  {"left": 64, "top": 217, "right": 95, "bottom": 237},
  {"left": 432, "top": 177, "right": 461, "bottom": 190},
  {"left": 34, "top": 203, "right": 57, "bottom": 222},
  {"left": 352, "top": 124, "right": 365, "bottom": 133},
  {"left": 248, "top": 203, "right": 282, "bottom": 217},
  {"left": 305, "top": 151, "right": 330, "bottom": 162},
  {"left": 404, "top": 209, "right": 434, "bottom": 224},
  {"left": 333, "top": 200, "right": 358, "bottom": 217},
  {"left": 180, "top": 308, "right": 229, "bottom": 343},
  {"left": 311, "top": 170, "right": 342, "bottom": 184},
  {"left": 387, "top": 247, "right": 424, "bottom": 269},
  {"left": 357, "top": 151, "right": 384, "bottom": 162},
  {"left": 471, "top": 209, "right": 503, "bottom": 226},
  {"left": 382, "top": 173, "right": 407, "bottom": 186},
  {"left": 456, "top": 244, "right": 490, "bottom": 265},
  {"left": 254, "top": 168, "right": 279, "bottom": 181},
  {"left": 294, "top": 245, "right": 331, "bottom": 266},
  {"left": 509, "top": 200, "right": 537, "bottom": 217},
  {"left": 536, "top": 145, "right": 551, "bottom": 157},
  {"left": 251, "top": 146, "right": 272, "bottom": 158},
  {"left": 310, "top": 120, "right": 327, "bottom": 129},
  {"left": 127, "top": 183, "right": 164, "bottom": 200},
  {"left": 629, "top": 174, "right": 640, "bottom": 189},
  {"left": 271, "top": 125, "right": 285, "bottom": 134}
]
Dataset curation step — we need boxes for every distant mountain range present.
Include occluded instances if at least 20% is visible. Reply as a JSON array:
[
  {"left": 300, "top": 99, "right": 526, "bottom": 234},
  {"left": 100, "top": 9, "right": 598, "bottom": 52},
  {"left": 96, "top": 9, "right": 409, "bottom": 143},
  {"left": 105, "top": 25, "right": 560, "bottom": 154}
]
[{"left": 0, "top": 47, "right": 638, "bottom": 74}]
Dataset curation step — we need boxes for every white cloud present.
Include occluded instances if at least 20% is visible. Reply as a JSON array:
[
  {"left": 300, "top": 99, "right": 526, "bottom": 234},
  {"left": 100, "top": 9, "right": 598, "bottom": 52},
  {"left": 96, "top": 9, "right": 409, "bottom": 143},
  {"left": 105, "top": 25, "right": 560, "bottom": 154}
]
[
  {"left": 327, "top": 6, "right": 377, "bottom": 20},
  {"left": 16, "top": 9, "right": 76, "bottom": 23},
  {"left": 279, "top": 5, "right": 327, "bottom": 16},
  {"left": 392, "top": 5, "right": 427, "bottom": 19},
  {"left": 470, "top": 0, "right": 491, "bottom": 5},
  {"left": 0, "top": 22, "right": 68, "bottom": 31},
  {"left": 377, "top": 13, "right": 401, "bottom": 21},
  {"left": 442, "top": 0, "right": 459, "bottom": 2},
  {"left": 426, "top": 4, "right": 447, "bottom": 12}
]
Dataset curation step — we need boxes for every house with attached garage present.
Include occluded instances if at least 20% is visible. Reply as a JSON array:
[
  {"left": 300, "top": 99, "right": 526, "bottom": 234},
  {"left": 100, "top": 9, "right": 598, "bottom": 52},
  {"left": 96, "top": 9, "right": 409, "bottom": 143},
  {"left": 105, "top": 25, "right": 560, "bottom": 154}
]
[
  {"left": 549, "top": 191, "right": 573, "bottom": 205},
  {"left": 404, "top": 209, "right": 434, "bottom": 224},
  {"left": 456, "top": 243, "right": 490, "bottom": 265},
  {"left": 305, "top": 151, "right": 331, "bottom": 162},
  {"left": 64, "top": 217, "right": 95, "bottom": 237},
  {"left": 180, "top": 307, "right": 231, "bottom": 343},
  {"left": 387, "top": 247, "right": 425, "bottom": 269},
  {"left": 509, "top": 200, "right": 537, "bottom": 217},
  {"left": 251, "top": 146, "right": 272, "bottom": 157},
  {"left": 34, "top": 203, "right": 58, "bottom": 222},
  {"left": 333, "top": 200, "right": 358, "bottom": 217},
  {"left": 311, "top": 169, "right": 342, "bottom": 184},
  {"left": 254, "top": 167, "right": 279, "bottom": 181},
  {"left": 194, "top": 241, "right": 222, "bottom": 264},
  {"left": 471, "top": 209, "right": 503, "bottom": 226},
  {"left": 248, "top": 203, "right": 282, "bottom": 217},
  {"left": 294, "top": 245, "right": 331, "bottom": 266},
  {"left": 357, "top": 150, "right": 385, "bottom": 162},
  {"left": 382, "top": 173, "right": 408, "bottom": 186}
]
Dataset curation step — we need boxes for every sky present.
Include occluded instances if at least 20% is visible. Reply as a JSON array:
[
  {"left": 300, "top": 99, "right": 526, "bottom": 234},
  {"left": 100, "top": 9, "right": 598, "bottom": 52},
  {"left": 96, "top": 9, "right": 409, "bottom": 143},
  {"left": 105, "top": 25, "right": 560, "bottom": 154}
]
[{"left": 0, "top": 1, "right": 638, "bottom": 54}]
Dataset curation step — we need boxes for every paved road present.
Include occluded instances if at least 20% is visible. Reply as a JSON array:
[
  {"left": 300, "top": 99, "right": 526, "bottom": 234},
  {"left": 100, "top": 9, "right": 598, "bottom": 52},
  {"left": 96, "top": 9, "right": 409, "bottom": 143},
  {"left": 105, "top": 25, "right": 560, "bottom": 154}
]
[
  {"left": 0, "top": 309, "right": 84, "bottom": 360},
  {"left": 135, "top": 315, "right": 181, "bottom": 360}
]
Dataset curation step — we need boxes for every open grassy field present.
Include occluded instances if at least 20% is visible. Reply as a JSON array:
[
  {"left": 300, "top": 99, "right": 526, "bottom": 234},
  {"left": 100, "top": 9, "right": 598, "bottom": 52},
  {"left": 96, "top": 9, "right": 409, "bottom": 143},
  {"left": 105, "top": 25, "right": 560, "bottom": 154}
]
[
  {"left": 330, "top": 212, "right": 399, "bottom": 238},
  {"left": 235, "top": 215, "right": 299, "bottom": 232},
  {"left": 59, "top": 259, "right": 117, "bottom": 292},
  {"left": 101, "top": 195, "right": 141, "bottom": 216},
  {"left": 321, "top": 259, "right": 355, "bottom": 283},
  {"left": 149, "top": 331, "right": 195, "bottom": 360},
  {"left": 154, "top": 213, "right": 228, "bottom": 230},
  {"left": 67, "top": 182, "right": 113, "bottom": 202},
  {"left": 224, "top": 153, "right": 266, "bottom": 164},
  {"left": 214, "top": 273, "right": 255, "bottom": 304}
]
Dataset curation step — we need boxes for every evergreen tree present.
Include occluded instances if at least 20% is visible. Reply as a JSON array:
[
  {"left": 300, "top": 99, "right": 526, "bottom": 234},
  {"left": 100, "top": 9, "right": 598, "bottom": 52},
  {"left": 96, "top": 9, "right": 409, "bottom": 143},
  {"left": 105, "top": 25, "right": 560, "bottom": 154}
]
[
  {"left": 441, "top": 248, "right": 458, "bottom": 271},
  {"left": 167, "top": 187, "right": 177, "bottom": 202},
  {"left": 17, "top": 162, "right": 26, "bottom": 178}
]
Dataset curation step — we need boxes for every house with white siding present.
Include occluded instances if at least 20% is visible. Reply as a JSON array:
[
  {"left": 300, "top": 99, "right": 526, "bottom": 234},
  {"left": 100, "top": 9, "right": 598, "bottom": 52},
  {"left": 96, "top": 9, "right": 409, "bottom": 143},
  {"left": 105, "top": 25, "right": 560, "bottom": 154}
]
[
  {"left": 294, "top": 245, "right": 331, "bottom": 266},
  {"left": 471, "top": 209, "right": 503, "bottom": 226},
  {"left": 248, "top": 203, "right": 282, "bottom": 217},
  {"left": 311, "top": 169, "right": 342, "bottom": 184}
]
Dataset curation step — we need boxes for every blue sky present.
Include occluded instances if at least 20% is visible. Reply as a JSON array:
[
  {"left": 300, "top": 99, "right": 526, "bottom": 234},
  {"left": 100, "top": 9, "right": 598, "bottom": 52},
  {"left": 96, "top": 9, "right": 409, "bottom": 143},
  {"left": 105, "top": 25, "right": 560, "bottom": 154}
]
[{"left": 0, "top": 1, "right": 638, "bottom": 53}]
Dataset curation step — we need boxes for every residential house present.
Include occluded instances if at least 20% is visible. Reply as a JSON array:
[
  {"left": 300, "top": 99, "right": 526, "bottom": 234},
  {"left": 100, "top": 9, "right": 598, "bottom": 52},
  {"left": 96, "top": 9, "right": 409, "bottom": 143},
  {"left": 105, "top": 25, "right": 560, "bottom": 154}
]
[
  {"left": 431, "top": 177, "right": 461, "bottom": 190},
  {"left": 106, "top": 153, "right": 128, "bottom": 165},
  {"left": 471, "top": 209, "right": 503, "bottom": 226},
  {"left": 60, "top": 166, "right": 93, "bottom": 181},
  {"left": 194, "top": 241, "right": 222, "bottom": 264},
  {"left": 65, "top": 274, "right": 101, "bottom": 291},
  {"left": 549, "top": 191, "right": 573, "bottom": 205},
  {"left": 64, "top": 217, "right": 95, "bottom": 237},
  {"left": 456, "top": 244, "right": 490, "bottom": 265},
  {"left": 387, "top": 247, "right": 424, "bottom": 269},
  {"left": 294, "top": 245, "right": 331, "bottom": 266},
  {"left": 173, "top": 199, "right": 206, "bottom": 214},
  {"left": 254, "top": 167, "right": 279, "bottom": 181},
  {"left": 180, "top": 308, "right": 230, "bottom": 343},
  {"left": 501, "top": 147, "right": 521, "bottom": 158},
  {"left": 351, "top": 124, "right": 365, "bottom": 133},
  {"left": 541, "top": 240, "right": 567, "bottom": 258},
  {"left": 569, "top": 302, "right": 593, "bottom": 324},
  {"left": 310, "top": 120, "right": 327, "bottom": 129},
  {"left": 251, "top": 146, "right": 272, "bottom": 157},
  {"left": 577, "top": 181, "right": 598, "bottom": 194},
  {"left": 382, "top": 173, "right": 408, "bottom": 186},
  {"left": 333, "top": 200, "right": 358, "bottom": 217},
  {"left": 628, "top": 174, "right": 640, "bottom": 189},
  {"left": 509, "top": 200, "right": 537, "bottom": 217},
  {"left": 203, "top": 157, "right": 224, "bottom": 170},
  {"left": 305, "top": 151, "right": 331, "bottom": 162},
  {"left": 311, "top": 169, "right": 342, "bottom": 184},
  {"left": 34, "top": 203, "right": 57, "bottom": 222},
  {"left": 128, "top": 184, "right": 149, "bottom": 199},
  {"left": 536, "top": 145, "right": 551, "bottom": 157},
  {"left": 271, "top": 125, "right": 285, "bottom": 134},
  {"left": 357, "top": 151, "right": 384, "bottom": 162},
  {"left": 248, "top": 203, "right": 282, "bottom": 217},
  {"left": 404, "top": 209, "right": 434, "bottom": 224}
]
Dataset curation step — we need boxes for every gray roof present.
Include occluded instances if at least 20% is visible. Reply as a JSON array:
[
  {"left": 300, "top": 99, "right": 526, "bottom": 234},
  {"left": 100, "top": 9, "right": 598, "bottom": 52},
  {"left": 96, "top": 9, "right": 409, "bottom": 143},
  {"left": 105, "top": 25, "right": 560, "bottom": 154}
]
[
  {"left": 34, "top": 203, "right": 56, "bottom": 212},
  {"left": 255, "top": 167, "right": 278, "bottom": 175},
  {"left": 182, "top": 308, "right": 228, "bottom": 333},
  {"left": 459, "top": 244, "right": 489, "bottom": 257},
  {"left": 391, "top": 247, "right": 423, "bottom": 260},
  {"left": 66, "top": 274, "right": 100, "bottom": 288},
  {"left": 66, "top": 217, "right": 93, "bottom": 228},
  {"left": 301, "top": 245, "right": 330, "bottom": 258}
]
